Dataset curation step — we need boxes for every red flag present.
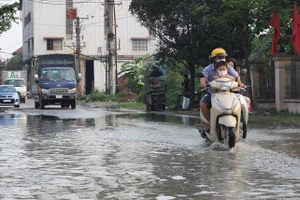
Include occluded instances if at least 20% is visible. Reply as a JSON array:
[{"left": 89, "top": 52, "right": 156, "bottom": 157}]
[
  {"left": 292, "top": 3, "right": 300, "bottom": 54},
  {"left": 269, "top": 11, "right": 280, "bottom": 56}
]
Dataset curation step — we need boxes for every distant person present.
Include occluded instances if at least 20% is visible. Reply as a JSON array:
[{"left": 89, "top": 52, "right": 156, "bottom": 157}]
[
  {"left": 181, "top": 74, "right": 191, "bottom": 109},
  {"left": 226, "top": 57, "right": 237, "bottom": 72},
  {"left": 181, "top": 74, "right": 191, "bottom": 97},
  {"left": 226, "top": 57, "right": 245, "bottom": 88}
]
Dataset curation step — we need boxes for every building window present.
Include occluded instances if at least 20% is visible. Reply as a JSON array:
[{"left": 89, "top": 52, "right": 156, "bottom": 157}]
[
  {"left": 132, "top": 39, "right": 148, "bottom": 51},
  {"left": 32, "top": 38, "right": 34, "bottom": 51},
  {"left": 25, "top": 12, "right": 31, "bottom": 27},
  {"left": 47, "top": 39, "right": 63, "bottom": 50},
  {"left": 28, "top": 40, "right": 30, "bottom": 53}
]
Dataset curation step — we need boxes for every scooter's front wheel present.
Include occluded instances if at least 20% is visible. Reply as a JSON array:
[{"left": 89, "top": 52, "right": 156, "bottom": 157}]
[
  {"left": 219, "top": 125, "right": 235, "bottom": 148},
  {"left": 241, "top": 113, "right": 247, "bottom": 139}
]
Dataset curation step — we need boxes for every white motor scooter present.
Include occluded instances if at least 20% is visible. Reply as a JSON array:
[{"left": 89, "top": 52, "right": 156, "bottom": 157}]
[
  {"left": 233, "top": 87, "right": 251, "bottom": 139},
  {"left": 199, "top": 77, "right": 242, "bottom": 148}
]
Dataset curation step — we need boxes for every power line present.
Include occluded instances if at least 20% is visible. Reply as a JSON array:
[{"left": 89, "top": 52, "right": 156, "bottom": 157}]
[
  {"left": 0, "top": 51, "right": 12, "bottom": 55},
  {"left": 26, "top": 0, "right": 102, "bottom": 5},
  {"left": 2, "top": 39, "right": 22, "bottom": 52}
]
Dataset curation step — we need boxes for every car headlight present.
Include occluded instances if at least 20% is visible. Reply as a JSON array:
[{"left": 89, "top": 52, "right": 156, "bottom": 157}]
[
  {"left": 69, "top": 88, "right": 78, "bottom": 94},
  {"left": 13, "top": 93, "right": 19, "bottom": 98},
  {"left": 41, "top": 89, "right": 49, "bottom": 94}
]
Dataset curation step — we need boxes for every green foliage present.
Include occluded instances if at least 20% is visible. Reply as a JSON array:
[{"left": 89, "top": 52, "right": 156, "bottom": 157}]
[
  {"left": 249, "top": 110, "right": 300, "bottom": 128},
  {"left": 0, "top": 2, "right": 19, "bottom": 35},
  {"left": 87, "top": 89, "right": 119, "bottom": 102},
  {"left": 249, "top": 33, "right": 272, "bottom": 60},
  {"left": 119, "top": 102, "right": 145, "bottom": 110},
  {"left": 6, "top": 52, "right": 22, "bottom": 70},
  {"left": 165, "top": 69, "right": 183, "bottom": 109},
  {"left": 130, "top": 0, "right": 249, "bottom": 108},
  {"left": 118, "top": 54, "right": 151, "bottom": 94},
  {"left": 131, "top": 0, "right": 211, "bottom": 67},
  {"left": 77, "top": 95, "right": 87, "bottom": 101},
  {"left": 137, "top": 88, "right": 145, "bottom": 103}
]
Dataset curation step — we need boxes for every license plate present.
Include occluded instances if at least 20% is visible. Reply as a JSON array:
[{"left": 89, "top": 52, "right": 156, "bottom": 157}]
[
  {"left": 3, "top": 100, "right": 11, "bottom": 102},
  {"left": 56, "top": 95, "right": 63, "bottom": 98}
]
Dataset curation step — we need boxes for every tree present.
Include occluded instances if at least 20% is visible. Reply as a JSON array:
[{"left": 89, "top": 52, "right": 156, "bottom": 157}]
[
  {"left": 6, "top": 52, "right": 22, "bottom": 70},
  {"left": 130, "top": 0, "right": 248, "bottom": 108},
  {"left": 197, "top": 0, "right": 300, "bottom": 104},
  {"left": 0, "top": 2, "right": 20, "bottom": 35},
  {"left": 131, "top": 0, "right": 300, "bottom": 108},
  {"left": 131, "top": 0, "right": 220, "bottom": 108}
]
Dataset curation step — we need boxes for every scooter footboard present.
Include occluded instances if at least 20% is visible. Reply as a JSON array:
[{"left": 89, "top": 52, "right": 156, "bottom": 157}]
[{"left": 218, "top": 115, "right": 237, "bottom": 127}]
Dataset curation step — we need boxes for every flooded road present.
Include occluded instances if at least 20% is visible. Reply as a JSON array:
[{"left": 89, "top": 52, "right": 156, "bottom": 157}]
[{"left": 0, "top": 101, "right": 300, "bottom": 199}]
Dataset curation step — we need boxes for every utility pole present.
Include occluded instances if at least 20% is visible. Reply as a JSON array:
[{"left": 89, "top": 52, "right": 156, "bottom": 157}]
[
  {"left": 66, "top": 8, "right": 87, "bottom": 95},
  {"left": 75, "top": 17, "right": 81, "bottom": 76},
  {"left": 106, "top": 0, "right": 116, "bottom": 94},
  {"left": 74, "top": 17, "right": 87, "bottom": 95},
  {"left": 104, "top": 0, "right": 121, "bottom": 95}
]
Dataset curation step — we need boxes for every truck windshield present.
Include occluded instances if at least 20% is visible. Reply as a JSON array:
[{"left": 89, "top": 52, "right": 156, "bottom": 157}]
[
  {"left": 41, "top": 69, "right": 76, "bottom": 81},
  {"left": 4, "top": 79, "right": 25, "bottom": 87}
]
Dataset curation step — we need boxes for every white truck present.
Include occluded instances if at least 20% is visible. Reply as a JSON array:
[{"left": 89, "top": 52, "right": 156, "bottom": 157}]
[{"left": 1, "top": 70, "right": 27, "bottom": 103}]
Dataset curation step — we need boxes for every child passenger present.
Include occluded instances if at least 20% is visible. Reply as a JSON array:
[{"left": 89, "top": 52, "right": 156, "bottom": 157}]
[{"left": 214, "top": 61, "right": 236, "bottom": 81}]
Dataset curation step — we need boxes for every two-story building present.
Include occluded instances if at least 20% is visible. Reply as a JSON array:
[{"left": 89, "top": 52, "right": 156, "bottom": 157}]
[{"left": 19, "top": 0, "right": 157, "bottom": 94}]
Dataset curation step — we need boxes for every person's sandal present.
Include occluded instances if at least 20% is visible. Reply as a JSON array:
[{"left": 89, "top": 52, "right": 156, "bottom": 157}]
[{"left": 198, "top": 127, "right": 209, "bottom": 139}]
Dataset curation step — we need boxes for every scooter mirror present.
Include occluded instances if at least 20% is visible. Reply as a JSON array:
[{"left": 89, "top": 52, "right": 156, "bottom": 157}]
[{"left": 196, "top": 72, "right": 205, "bottom": 78}]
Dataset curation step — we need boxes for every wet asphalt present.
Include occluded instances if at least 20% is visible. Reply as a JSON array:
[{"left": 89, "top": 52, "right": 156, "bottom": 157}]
[{"left": 0, "top": 99, "right": 300, "bottom": 199}]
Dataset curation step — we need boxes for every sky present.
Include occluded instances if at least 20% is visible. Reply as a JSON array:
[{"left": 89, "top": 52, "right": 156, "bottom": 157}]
[{"left": 0, "top": 0, "right": 23, "bottom": 61}]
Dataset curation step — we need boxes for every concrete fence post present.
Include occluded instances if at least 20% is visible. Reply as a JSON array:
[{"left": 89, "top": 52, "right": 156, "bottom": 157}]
[{"left": 272, "top": 55, "right": 292, "bottom": 111}]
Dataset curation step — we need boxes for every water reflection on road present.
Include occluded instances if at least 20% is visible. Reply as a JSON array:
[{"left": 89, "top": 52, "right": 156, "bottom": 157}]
[{"left": 0, "top": 111, "right": 300, "bottom": 199}]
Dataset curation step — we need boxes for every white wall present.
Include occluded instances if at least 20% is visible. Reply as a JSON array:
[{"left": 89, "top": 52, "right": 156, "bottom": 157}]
[{"left": 94, "top": 60, "right": 106, "bottom": 92}]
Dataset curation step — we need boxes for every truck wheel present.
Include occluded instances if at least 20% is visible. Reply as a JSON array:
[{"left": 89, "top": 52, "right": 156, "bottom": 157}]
[
  {"left": 71, "top": 101, "right": 76, "bottom": 109},
  {"left": 34, "top": 101, "right": 40, "bottom": 108},
  {"left": 40, "top": 100, "right": 45, "bottom": 109}
]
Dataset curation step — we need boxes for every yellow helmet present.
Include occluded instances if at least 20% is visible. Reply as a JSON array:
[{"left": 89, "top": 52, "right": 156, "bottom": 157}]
[{"left": 210, "top": 48, "right": 228, "bottom": 58}]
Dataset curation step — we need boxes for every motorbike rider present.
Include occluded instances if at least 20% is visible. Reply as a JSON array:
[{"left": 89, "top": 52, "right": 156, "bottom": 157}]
[{"left": 200, "top": 48, "right": 245, "bottom": 129}]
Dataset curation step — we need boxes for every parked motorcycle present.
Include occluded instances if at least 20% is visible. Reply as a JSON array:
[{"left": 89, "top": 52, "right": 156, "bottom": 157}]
[{"left": 198, "top": 75, "right": 243, "bottom": 148}]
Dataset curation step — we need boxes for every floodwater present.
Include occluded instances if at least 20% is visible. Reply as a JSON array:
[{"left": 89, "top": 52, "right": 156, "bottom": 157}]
[{"left": 0, "top": 109, "right": 300, "bottom": 199}]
